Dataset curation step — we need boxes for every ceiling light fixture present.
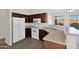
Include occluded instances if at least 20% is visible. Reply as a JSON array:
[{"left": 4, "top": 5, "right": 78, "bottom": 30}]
[{"left": 65, "top": 9, "right": 76, "bottom": 13}]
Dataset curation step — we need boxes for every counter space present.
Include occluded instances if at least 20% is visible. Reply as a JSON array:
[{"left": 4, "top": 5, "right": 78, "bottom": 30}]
[
  {"left": 25, "top": 24, "right": 66, "bottom": 45},
  {"left": 42, "top": 27, "right": 66, "bottom": 45}
]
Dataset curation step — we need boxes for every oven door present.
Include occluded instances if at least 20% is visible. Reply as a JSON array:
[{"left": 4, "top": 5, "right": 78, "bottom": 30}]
[{"left": 31, "top": 28, "right": 39, "bottom": 40}]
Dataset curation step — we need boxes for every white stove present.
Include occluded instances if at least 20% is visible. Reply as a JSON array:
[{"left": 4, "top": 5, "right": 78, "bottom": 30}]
[
  {"left": 32, "top": 28, "right": 39, "bottom": 40},
  {"left": 31, "top": 18, "right": 41, "bottom": 40}
]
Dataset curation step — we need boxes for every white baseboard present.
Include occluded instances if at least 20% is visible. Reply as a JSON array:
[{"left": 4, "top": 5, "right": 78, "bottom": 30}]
[{"left": 5, "top": 39, "right": 12, "bottom": 46}]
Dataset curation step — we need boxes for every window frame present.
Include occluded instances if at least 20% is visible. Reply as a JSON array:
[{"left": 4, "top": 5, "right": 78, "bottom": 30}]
[{"left": 54, "top": 16, "right": 64, "bottom": 26}]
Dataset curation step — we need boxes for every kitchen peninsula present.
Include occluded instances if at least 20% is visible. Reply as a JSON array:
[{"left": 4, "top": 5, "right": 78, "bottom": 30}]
[{"left": 42, "top": 26, "right": 66, "bottom": 49}]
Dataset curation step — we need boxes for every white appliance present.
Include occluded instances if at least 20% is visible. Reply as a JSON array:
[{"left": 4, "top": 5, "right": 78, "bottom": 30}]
[
  {"left": 32, "top": 28, "right": 39, "bottom": 40},
  {"left": 32, "top": 18, "right": 41, "bottom": 40},
  {"left": 12, "top": 17, "right": 25, "bottom": 43}
]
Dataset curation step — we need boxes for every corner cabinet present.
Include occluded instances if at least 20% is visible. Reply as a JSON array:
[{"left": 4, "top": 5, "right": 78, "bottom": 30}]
[
  {"left": 39, "top": 29, "right": 48, "bottom": 41},
  {"left": 25, "top": 13, "right": 47, "bottom": 23}
]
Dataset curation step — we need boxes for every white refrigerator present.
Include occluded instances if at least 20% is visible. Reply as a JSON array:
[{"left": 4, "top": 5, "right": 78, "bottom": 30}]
[{"left": 12, "top": 17, "right": 25, "bottom": 43}]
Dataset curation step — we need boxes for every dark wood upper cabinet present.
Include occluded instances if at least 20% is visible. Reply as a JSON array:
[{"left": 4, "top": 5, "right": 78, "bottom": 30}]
[
  {"left": 27, "top": 13, "right": 47, "bottom": 23},
  {"left": 12, "top": 12, "right": 27, "bottom": 18},
  {"left": 12, "top": 12, "right": 47, "bottom": 23},
  {"left": 40, "top": 13, "right": 47, "bottom": 23},
  {"left": 26, "top": 15, "right": 33, "bottom": 23}
]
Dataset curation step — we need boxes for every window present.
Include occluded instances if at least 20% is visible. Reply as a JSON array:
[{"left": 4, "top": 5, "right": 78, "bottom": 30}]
[
  {"left": 70, "top": 15, "right": 79, "bottom": 29},
  {"left": 55, "top": 16, "right": 64, "bottom": 26}
]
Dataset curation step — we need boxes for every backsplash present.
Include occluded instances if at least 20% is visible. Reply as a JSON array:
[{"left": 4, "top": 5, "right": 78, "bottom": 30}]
[
  {"left": 25, "top": 23, "right": 49, "bottom": 28},
  {"left": 25, "top": 23, "right": 34, "bottom": 28},
  {"left": 40, "top": 23, "right": 49, "bottom": 28}
]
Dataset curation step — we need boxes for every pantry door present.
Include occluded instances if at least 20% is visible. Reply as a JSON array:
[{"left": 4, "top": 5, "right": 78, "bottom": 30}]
[
  {"left": 19, "top": 18, "right": 25, "bottom": 40},
  {"left": 13, "top": 17, "right": 25, "bottom": 43},
  {"left": 13, "top": 17, "right": 19, "bottom": 43}
]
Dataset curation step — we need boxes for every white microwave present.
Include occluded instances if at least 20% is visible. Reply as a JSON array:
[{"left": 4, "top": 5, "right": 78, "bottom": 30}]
[{"left": 33, "top": 18, "right": 41, "bottom": 23}]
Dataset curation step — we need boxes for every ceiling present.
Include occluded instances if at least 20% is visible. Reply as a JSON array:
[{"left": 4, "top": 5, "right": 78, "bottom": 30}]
[
  {"left": 28, "top": 9, "right": 66, "bottom": 15},
  {"left": 11, "top": 9, "right": 79, "bottom": 15}
]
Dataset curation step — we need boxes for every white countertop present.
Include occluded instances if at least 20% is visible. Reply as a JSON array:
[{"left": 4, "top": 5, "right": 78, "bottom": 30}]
[{"left": 42, "top": 27, "right": 66, "bottom": 45}]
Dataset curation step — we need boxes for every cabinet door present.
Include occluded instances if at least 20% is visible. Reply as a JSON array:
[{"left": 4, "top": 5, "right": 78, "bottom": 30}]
[
  {"left": 28, "top": 16, "right": 33, "bottom": 22},
  {"left": 25, "top": 16, "right": 28, "bottom": 22},
  {"left": 25, "top": 16, "right": 33, "bottom": 23},
  {"left": 40, "top": 13, "right": 47, "bottom": 23},
  {"left": 39, "top": 29, "right": 48, "bottom": 40}
]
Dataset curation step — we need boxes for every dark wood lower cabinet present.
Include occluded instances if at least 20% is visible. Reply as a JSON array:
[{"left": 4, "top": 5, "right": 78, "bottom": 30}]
[
  {"left": 39, "top": 29, "right": 48, "bottom": 41},
  {"left": 25, "top": 28, "right": 31, "bottom": 38},
  {"left": 43, "top": 40, "right": 66, "bottom": 49}
]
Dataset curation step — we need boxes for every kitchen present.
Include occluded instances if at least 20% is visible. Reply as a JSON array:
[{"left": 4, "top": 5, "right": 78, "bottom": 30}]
[{"left": 0, "top": 9, "right": 79, "bottom": 49}]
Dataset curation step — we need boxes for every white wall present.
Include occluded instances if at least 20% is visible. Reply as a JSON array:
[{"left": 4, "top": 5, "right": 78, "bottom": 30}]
[{"left": 0, "top": 9, "right": 12, "bottom": 45}]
